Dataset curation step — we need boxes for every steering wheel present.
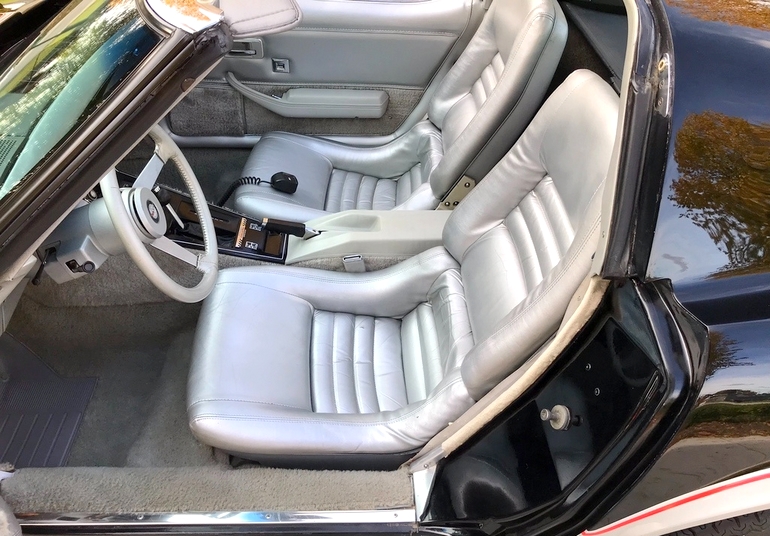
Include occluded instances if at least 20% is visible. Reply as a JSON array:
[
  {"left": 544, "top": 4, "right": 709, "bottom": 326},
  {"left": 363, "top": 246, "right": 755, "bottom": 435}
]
[{"left": 99, "top": 125, "right": 218, "bottom": 303}]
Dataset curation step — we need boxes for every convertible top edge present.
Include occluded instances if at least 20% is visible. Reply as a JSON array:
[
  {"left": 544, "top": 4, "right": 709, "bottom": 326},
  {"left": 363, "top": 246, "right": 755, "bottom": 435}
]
[{"left": 142, "top": 0, "right": 223, "bottom": 35}]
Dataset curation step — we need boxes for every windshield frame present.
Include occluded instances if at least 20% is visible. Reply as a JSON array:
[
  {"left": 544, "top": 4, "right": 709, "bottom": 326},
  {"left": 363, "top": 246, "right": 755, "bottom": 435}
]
[
  {"left": 0, "top": 0, "right": 164, "bottom": 199},
  {"left": 0, "top": 0, "right": 230, "bottom": 276}
]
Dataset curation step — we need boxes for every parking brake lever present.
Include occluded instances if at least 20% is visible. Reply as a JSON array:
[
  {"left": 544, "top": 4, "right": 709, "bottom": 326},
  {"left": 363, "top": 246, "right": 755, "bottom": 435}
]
[
  {"left": 31, "top": 248, "right": 55, "bottom": 286},
  {"left": 261, "top": 218, "right": 321, "bottom": 240}
]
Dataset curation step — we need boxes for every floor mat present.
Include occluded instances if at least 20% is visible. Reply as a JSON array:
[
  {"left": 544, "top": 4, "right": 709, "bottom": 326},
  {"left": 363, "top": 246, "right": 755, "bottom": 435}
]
[
  {"left": 0, "top": 334, "right": 95, "bottom": 468},
  {"left": 6, "top": 298, "right": 208, "bottom": 467}
]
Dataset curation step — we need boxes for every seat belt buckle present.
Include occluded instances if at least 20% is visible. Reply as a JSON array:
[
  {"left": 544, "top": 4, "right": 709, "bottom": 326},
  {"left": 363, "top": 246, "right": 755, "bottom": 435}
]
[{"left": 342, "top": 254, "right": 366, "bottom": 273}]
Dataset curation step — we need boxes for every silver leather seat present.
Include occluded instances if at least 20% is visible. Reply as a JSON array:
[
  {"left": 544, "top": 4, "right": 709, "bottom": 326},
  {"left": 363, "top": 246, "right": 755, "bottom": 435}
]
[
  {"left": 188, "top": 71, "right": 619, "bottom": 463},
  {"left": 231, "top": 0, "right": 568, "bottom": 222}
]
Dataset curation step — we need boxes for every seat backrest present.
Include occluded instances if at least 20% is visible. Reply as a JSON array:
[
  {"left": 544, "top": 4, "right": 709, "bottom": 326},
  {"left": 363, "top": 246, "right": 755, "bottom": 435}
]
[
  {"left": 441, "top": 70, "right": 619, "bottom": 400},
  {"left": 426, "top": 0, "right": 567, "bottom": 200}
]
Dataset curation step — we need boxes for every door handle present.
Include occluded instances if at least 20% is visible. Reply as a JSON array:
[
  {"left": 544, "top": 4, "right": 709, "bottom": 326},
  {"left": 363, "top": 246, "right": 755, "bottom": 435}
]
[{"left": 228, "top": 38, "right": 264, "bottom": 59}]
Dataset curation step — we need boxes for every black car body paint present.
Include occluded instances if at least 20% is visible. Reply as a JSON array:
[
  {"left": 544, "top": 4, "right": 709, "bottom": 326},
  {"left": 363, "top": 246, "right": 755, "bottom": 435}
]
[
  {"left": 596, "top": 0, "right": 770, "bottom": 524},
  {"left": 424, "top": 0, "right": 770, "bottom": 530}
]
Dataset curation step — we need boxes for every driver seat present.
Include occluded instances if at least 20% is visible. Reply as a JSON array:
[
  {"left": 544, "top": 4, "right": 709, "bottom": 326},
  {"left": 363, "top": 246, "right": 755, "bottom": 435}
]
[{"left": 187, "top": 71, "right": 619, "bottom": 467}]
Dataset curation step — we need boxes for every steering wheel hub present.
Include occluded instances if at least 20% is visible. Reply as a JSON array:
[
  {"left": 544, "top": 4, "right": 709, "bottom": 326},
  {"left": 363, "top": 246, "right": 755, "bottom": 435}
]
[{"left": 128, "top": 188, "right": 167, "bottom": 239}]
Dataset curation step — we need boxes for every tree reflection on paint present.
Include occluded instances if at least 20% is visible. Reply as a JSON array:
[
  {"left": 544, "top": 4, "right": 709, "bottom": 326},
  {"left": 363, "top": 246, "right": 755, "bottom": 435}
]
[
  {"left": 666, "top": 0, "right": 770, "bottom": 31},
  {"left": 705, "top": 331, "right": 750, "bottom": 380},
  {"left": 670, "top": 111, "right": 770, "bottom": 277}
]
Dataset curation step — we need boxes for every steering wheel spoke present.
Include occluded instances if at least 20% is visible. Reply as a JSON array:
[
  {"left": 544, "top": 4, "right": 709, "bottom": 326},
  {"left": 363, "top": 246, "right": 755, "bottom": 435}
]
[
  {"left": 150, "top": 236, "right": 200, "bottom": 268},
  {"left": 134, "top": 152, "right": 165, "bottom": 189},
  {"left": 100, "top": 125, "right": 218, "bottom": 303}
]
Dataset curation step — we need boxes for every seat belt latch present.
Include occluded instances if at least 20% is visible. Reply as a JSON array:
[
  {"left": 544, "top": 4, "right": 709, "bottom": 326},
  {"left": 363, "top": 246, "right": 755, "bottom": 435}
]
[{"left": 343, "top": 254, "right": 366, "bottom": 273}]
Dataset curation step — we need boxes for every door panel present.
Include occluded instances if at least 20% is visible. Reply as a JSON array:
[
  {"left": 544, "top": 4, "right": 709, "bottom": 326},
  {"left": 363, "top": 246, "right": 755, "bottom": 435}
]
[
  {"left": 215, "top": 31, "right": 463, "bottom": 87},
  {"left": 168, "top": 0, "right": 480, "bottom": 139},
  {"left": 168, "top": 83, "right": 424, "bottom": 137}
]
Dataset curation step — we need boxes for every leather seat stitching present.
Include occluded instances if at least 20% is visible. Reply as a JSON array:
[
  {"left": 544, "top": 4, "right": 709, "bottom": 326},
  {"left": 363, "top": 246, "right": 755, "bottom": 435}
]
[
  {"left": 331, "top": 313, "right": 341, "bottom": 413},
  {"left": 191, "top": 377, "right": 466, "bottom": 427},
  {"left": 350, "top": 315, "right": 364, "bottom": 413},
  {"left": 475, "top": 215, "right": 600, "bottom": 350},
  {"left": 368, "top": 318, "right": 381, "bottom": 413},
  {"left": 189, "top": 399, "right": 308, "bottom": 411},
  {"left": 431, "top": 289, "right": 471, "bottom": 358},
  {"left": 530, "top": 189, "right": 561, "bottom": 260},
  {"left": 215, "top": 281, "right": 312, "bottom": 306},
  {"left": 505, "top": 220, "right": 530, "bottom": 290}
]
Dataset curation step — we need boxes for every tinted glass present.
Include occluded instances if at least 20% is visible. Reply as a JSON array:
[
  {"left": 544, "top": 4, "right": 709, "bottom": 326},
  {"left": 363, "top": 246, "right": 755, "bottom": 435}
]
[{"left": 0, "top": 0, "right": 159, "bottom": 200}]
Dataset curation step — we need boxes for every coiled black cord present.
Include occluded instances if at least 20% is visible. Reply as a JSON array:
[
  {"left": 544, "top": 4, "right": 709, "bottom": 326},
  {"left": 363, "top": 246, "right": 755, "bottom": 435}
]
[{"left": 217, "top": 176, "right": 263, "bottom": 206}]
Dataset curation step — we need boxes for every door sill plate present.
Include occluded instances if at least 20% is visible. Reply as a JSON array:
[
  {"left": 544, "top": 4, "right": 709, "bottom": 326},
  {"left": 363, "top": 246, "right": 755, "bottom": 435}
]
[{"left": 18, "top": 508, "right": 416, "bottom": 530}]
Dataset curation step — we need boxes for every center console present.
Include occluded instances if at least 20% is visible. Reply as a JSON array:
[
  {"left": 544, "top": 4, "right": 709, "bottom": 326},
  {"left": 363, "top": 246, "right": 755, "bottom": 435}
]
[
  {"left": 42, "top": 175, "right": 451, "bottom": 288},
  {"left": 150, "top": 180, "right": 450, "bottom": 267},
  {"left": 155, "top": 185, "right": 288, "bottom": 264},
  {"left": 285, "top": 210, "right": 451, "bottom": 264}
]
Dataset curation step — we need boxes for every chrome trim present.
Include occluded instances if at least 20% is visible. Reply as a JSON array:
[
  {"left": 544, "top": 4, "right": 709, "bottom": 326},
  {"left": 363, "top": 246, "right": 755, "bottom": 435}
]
[
  {"left": 136, "top": 0, "right": 175, "bottom": 36},
  {"left": 411, "top": 465, "right": 437, "bottom": 521},
  {"left": 18, "top": 508, "right": 417, "bottom": 528}
]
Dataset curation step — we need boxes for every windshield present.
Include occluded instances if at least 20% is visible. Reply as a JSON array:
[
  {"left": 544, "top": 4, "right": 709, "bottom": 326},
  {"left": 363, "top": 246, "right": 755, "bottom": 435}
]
[{"left": 0, "top": 0, "right": 159, "bottom": 200}]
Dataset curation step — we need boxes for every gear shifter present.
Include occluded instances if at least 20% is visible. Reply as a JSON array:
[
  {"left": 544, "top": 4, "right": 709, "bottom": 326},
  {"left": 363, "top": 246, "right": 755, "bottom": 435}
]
[{"left": 261, "top": 218, "right": 320, "bottom": 239}]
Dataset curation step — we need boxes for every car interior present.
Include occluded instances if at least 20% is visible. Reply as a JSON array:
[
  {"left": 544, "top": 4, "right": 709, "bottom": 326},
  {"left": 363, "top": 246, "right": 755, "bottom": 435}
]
[{"left": 0, "top": 0, "right": 633, "bottom": 518}]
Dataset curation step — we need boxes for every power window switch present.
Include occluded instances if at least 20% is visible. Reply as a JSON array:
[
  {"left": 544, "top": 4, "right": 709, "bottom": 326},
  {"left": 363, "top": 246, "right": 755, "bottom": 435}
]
[{"left": 272, "top": 58, "right": 290, "bottom": 73}]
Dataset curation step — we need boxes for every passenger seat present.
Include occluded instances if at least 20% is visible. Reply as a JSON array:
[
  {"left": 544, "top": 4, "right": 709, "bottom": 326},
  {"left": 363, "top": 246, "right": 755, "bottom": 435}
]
[{"left": 232, "top": 0, "right": 568, "bottom": 222}]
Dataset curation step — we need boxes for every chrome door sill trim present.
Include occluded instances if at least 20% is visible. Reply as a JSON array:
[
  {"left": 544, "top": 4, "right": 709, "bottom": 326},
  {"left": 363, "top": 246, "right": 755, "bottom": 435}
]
[{"left": 18, "top": 508, "right": 417, "bottom": 529}]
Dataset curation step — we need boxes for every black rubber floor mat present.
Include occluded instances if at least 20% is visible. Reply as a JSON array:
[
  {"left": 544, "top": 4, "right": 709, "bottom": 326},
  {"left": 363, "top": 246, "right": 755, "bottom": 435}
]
[{"left": 0, "top": 334, "right": 95, "bottom": 468}]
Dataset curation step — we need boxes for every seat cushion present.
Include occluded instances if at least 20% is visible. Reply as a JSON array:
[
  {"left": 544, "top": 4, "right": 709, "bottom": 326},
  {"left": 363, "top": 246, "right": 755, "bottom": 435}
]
[
  {"left": 324, "top": 165, "right": 427, "bottom": 213},
  {"left": 232, "top": 139, "right": 427, "bottom": 221},
  {"left": 188, "top": 248, "right": 475, "bottom": 456},
  {"left": 189, "top": 281, "right": 316, "bottom": 415},
  {"left": 233, "top": 124, "right": 444, "bottom": 222},
  {"left": 233, "top": 134, "right": 334, "bottom": 222},
  {"left": 310, "top": 311, "right": 408, "bottom": 414}
]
